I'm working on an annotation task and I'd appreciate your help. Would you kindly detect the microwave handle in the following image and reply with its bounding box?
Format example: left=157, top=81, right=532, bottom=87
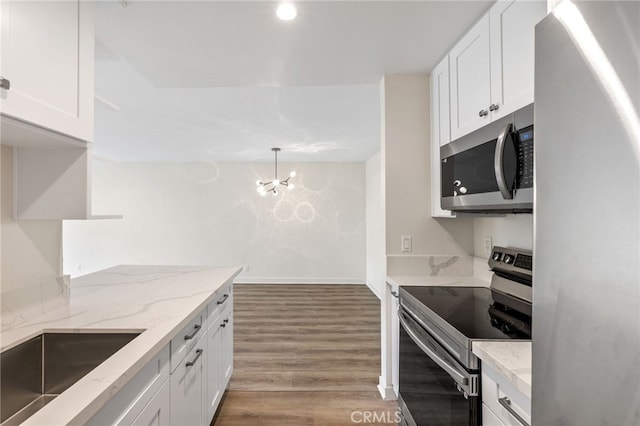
left=494, top=123, right=514, bottom=200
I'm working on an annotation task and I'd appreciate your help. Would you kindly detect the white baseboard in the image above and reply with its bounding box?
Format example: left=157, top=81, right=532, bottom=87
left=377, top=377, right=397, bottom=401
left=366, top=279, right=382, bottom=300
left=233, top=277, right=364, bottom=285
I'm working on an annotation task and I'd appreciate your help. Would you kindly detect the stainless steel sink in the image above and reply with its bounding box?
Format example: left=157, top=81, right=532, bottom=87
left=1, top=332, right=141, bottom=425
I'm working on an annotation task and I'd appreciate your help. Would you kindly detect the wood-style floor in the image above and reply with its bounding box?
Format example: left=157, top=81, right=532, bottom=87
left=213, top=284, right=399, bottom=425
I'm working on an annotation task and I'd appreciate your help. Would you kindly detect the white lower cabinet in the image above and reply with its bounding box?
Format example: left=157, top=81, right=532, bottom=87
left=205, top=287, right=234, bottom=423
left=220, top=305, right=233, bottom=385
left=87, top=288, right=233, bottom=426
left=481, top=364, right=530, bottom=426
left=171, top=331, right=206, bottom=426
left=205, top=314, right=223, bottom=421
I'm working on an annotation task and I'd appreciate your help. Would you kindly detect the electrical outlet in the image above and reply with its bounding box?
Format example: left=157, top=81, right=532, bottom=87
left=242, top=264, right=250, bottom=272
left=484, top=236, right=493, bottom=256
left=401, top=236, right=412, bottom=253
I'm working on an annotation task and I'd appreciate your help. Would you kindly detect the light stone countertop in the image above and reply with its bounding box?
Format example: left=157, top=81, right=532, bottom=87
left=0, top=264, right=241, bottom=426
left=472, top=341, right=532, bottom=399
left=386, top=275, right=490, bottom=288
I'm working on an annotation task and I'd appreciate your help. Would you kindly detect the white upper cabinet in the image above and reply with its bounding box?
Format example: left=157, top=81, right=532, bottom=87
left=430, top=56, right=455, bottom=218
left=0, top=0, right=94, bottom=143
left=449, top=0, right=546, bottom=140
left=449, top=14, right=491, bottom=140
left=489, top=0, right=547, bottom=121
left=431, top=57, right=451, bottom=148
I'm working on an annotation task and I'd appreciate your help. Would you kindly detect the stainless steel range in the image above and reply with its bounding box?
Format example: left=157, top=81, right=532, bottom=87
left=398, top=247, right=532, bottom=426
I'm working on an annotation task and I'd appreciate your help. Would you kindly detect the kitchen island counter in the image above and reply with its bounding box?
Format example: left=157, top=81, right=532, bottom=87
left=0, top=264, right=241, bottom=425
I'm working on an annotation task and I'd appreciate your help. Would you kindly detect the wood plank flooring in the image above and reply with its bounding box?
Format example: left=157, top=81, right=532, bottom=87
left=213, top=284, right=398, bottom=426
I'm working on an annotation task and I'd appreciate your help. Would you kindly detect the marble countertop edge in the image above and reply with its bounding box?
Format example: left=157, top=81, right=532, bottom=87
left=472, top=341, right=532, bottom=399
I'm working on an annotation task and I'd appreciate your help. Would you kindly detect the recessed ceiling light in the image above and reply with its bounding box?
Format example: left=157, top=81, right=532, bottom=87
left=276, top=3, right=297, bottom=21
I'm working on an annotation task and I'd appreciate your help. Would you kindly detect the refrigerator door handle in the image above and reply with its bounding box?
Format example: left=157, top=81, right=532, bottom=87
left=494, top=123, right=514, bottom=200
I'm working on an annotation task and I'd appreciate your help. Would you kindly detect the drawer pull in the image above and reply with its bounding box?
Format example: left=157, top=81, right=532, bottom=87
left=217, top=294, right=229, bottom=305
left=184, top=324, right=202, bottom=340
left=0, top=77, right=10, bottom=90
left=185, top=349, right=203, bottom=367
left=498, top=396, right=529, bottom=426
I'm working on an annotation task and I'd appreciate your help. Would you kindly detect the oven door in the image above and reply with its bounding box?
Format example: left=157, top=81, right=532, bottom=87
left=398, top=307, right=480, bottom=426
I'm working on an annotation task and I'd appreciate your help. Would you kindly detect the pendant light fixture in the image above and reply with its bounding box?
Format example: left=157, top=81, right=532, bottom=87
left=256, top=148, right=296, bottom=196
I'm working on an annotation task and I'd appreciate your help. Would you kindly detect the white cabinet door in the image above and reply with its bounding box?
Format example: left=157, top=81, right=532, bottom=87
left=431, top=56, right=451, bottom=148
left=449, top=13, right=491, bottom=140
left=0, top=0, right=94, bottom=142
left=205, top=318, right=223, bottom=423
left=171, top=334, right=205, bottom=426
left=430, top=56, right=455, bottom=218
left=220, top=306, right=233, bottom=385
left=131, top=379, right=171, bottom=426
left=489, top=0, right=547, bottom=121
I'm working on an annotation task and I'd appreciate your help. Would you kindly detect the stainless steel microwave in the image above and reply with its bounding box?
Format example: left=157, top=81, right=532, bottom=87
left=441, top=107, right=534, bottom=213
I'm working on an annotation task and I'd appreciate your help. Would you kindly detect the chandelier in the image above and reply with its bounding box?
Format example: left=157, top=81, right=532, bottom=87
left=256, top=148, right=296, bottom=196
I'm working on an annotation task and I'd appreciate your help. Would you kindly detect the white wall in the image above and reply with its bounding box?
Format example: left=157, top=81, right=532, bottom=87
left=382, top=74, right=474, bottom=257
left=473, top=215, right=533, bottom=259
left=1, top=146, right=67, bottom=330
left=63, top=160, right=367, bottom=284
left=365, top=152, right=384, bottom=298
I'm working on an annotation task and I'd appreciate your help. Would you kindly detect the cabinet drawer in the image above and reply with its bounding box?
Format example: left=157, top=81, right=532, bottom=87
left=207, top=283, right=232, bottom=328
left=171, top=309, right=206, bottom=372
left=483, top=403, right=506, bottom=426
left=87, top=344, right=170, bottom=426
left=482, top=365, right=530, bottom=426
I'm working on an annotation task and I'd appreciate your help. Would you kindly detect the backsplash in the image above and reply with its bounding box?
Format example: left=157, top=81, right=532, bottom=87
left=386, top=255, right=473, bottom=276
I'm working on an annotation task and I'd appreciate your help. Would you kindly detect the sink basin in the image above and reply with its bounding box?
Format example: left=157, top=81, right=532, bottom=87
left=1, top=332, right=141, bottom=425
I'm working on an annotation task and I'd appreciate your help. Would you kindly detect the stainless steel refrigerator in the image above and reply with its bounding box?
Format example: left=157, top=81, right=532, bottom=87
left=534, top=1, right=639, bottom=424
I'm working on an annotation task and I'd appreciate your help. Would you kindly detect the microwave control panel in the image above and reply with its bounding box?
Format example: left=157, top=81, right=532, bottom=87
left=516, top=125, right=534, bottom=189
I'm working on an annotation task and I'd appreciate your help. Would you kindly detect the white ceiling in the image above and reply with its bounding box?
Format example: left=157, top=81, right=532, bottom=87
left=94, top=0, right=493, bottom=162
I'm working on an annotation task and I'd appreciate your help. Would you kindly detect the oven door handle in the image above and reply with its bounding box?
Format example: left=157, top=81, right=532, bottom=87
left=398, top=310, right=468, bottom=388
left=494, top=123, right=514, bottom=200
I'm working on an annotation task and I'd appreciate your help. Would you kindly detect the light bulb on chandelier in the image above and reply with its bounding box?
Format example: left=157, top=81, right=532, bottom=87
left=256, top=147, right=296, bottom=196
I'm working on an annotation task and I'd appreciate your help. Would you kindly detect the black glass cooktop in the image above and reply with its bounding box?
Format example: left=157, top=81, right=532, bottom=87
left=402, top=286, right=531, bottom=340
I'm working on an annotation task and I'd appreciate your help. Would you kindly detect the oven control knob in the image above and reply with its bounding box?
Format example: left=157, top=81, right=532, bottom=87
left=503, top=254, right=514, bottom=264
left=492, top=252, right=502, bottom=261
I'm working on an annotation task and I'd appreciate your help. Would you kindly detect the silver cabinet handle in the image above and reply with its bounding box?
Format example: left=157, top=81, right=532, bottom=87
left=390, top=291, right=399, bottom=298
left=494, top=123, right=514, bottom=200
left=0, top=77, right=10, bottom=90
left=217, top=294, right=229, bottom=305
left=184, top=324, right=202, bottom=340
left=498, top=396, right=530, bottom=426
left=489, top=103, right=500, bottom=111
left=479, top=109, right=489, bottom=117
left=185, top=349, right=203, bottom=367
